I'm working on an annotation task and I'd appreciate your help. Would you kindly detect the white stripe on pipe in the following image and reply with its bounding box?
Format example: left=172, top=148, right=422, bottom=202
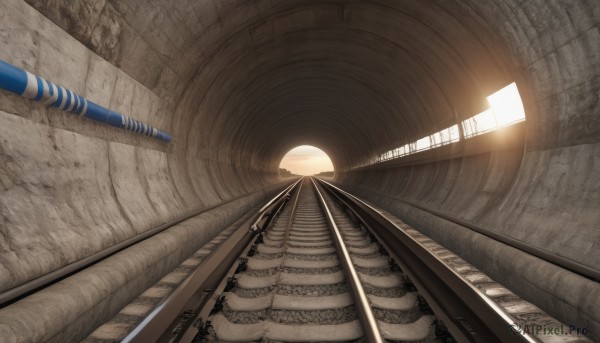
left=80, top=98, right=88, bottom=116
left=74, top=95, right=82, bottom=114
left=22, top=72, right=38, bottom=99
left=44, top=82, right=59, bottom=105
left=58, top=87, right=68, bottom=110
left=47, top=82, right=58, bottom=105
left=66, top=89, right=76, bottom=112
left=40, top=79, right=50, bottom=102
left=73, top=92, right=81, bottom=113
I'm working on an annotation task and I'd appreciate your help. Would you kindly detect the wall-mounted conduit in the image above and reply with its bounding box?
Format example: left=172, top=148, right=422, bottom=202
left=0, top=60, right=172, bottom=142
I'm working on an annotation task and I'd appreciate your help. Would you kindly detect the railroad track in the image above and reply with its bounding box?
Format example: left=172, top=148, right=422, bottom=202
left=86, top=177, right=592, bottom=343
left=201, top=177, right=441, bottom=342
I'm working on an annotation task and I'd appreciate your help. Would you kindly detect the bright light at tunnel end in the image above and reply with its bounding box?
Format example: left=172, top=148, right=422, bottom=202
left=279, top=145, right=334, bottom=176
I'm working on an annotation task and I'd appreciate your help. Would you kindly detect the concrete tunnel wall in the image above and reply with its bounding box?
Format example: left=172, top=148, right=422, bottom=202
left=0, top=0, right=598, bottom=341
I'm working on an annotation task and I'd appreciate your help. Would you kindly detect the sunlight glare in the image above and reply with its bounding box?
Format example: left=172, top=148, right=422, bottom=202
left=487, top=82, right=526, bottom=127
left=462, top=109, right=497, bottom=138
left=279, top=145, right=334, bottom=176
left=415, top=136, right=431, bottom=152
left=365, top=83, right=526, bottom=168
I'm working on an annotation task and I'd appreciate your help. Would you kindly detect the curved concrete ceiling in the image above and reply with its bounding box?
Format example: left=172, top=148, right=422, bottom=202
left=24, top=0, right=523, bottom=168
left=170, top=1, right=519, bottom=170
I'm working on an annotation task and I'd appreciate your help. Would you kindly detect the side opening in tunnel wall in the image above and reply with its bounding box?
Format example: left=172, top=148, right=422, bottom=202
left=279, top=145, right=334, bottom=176
left=358, top=82, right=527, bottom=168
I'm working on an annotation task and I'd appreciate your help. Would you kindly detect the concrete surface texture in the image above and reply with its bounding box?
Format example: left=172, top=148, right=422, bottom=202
left=0, top=0, right=598, bottom=341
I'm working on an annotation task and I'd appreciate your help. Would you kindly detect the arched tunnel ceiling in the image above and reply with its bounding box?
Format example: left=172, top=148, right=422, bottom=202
left=167, top=0, right=519, bottom=171
left=3, top=1, right=599, bottom=341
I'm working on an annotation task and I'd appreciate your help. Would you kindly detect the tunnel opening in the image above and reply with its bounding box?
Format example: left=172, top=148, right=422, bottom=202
left=463, top=82, right=526, bottom=138
left=361, top=82, right=527, bottom=168
left=279, top=145, right=334, bottom=176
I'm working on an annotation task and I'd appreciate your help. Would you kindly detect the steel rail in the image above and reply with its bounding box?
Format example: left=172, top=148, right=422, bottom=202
left=176, top=179, right=303, bottom=342
left=316, top=178, right=534, bottom=343
left=121, top=180, right=301, bottom=343
left=177, top=232, right=260, bottom=343
left=251, top=178, right=302, bottom=231
left=0, top=181, right=296, bottom=308
left=311, top=178, right=383, bottom=343
left=259, top=178, right=302, bottom=213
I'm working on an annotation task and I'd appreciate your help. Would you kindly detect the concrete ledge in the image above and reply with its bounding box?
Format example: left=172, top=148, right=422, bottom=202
left=343, top=184, right=600, bottom=342
left=0, top=183, right=284, bottom=343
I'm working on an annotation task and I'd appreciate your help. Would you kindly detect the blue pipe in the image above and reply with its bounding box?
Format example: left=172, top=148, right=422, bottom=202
left=0, top=60, right=172, bottom=142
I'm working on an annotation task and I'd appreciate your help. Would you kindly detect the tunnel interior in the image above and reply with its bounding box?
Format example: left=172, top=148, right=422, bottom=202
left=0, top=0, right=599, bottom=341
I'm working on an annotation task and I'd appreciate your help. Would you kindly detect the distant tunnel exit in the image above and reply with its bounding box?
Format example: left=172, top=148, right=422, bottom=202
left=279, top=145, right=334, bottom=176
